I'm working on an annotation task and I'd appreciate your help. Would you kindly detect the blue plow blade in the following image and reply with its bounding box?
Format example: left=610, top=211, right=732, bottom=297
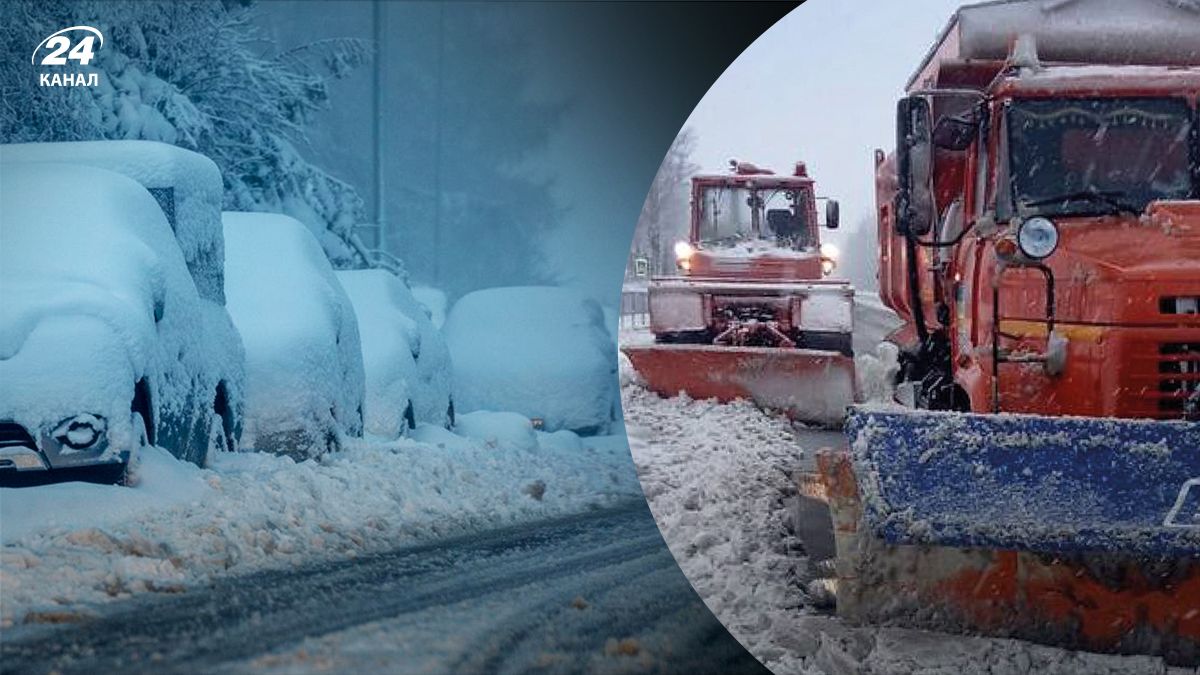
left=845, top=407, right=1200, bottom=557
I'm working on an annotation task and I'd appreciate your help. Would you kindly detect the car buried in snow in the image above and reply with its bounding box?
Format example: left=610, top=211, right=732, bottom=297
left=444, top=286, right=618, bottom=435
left=0, top=158, right=245, bottom=486
left=222, top=212, right=366, bottom=459
left=335, top=269, right=455, bottom=438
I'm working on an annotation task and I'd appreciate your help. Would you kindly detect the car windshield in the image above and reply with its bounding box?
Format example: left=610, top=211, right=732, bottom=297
left=1007, top=97, right=1197, bottom=217
left=696, top=185, right=811, bottom=248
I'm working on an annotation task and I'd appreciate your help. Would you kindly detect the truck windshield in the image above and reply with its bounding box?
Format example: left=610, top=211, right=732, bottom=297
left=1007, top=97, right=1196, bottom=218
left=697, top=186, right=811, bottom=248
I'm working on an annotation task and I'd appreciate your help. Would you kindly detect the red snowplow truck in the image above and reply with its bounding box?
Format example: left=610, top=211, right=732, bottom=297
left=806, top=0, right=1200, bottom=666
left=623, top=161, right=854, bottom=425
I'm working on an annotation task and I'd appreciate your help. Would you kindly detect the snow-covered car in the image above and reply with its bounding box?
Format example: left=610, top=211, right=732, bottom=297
left=222, top=212, right=365, bottom=458
left=3, top=140, right=246, bottom=451
left=0, top=162, right=243, bottom=485
left=335, top=270, right=454, bottom=438
left=444, top=286, right=618, bottom=435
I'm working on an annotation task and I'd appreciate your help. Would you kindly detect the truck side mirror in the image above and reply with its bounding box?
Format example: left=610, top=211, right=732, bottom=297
left=824, top=199, right=840, bottom=229
left=896, top=96, right=936, bottom=237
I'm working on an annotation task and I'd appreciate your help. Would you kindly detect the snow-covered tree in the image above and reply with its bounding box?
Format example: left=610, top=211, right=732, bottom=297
left=0, top=0, right=368, bottom=264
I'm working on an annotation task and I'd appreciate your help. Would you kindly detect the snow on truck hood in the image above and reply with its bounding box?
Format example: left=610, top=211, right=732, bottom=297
left=0, top=163, right=198, bottom=428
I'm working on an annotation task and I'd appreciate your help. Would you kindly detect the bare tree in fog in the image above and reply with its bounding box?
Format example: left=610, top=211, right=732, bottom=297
left=632, top=128, right=699, bottom=277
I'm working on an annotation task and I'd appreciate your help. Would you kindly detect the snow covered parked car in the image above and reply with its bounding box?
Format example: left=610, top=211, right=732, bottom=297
left=444, top=286, right=618, bottom=435
left=335, top=270, right=454, bottom=437
left=222, top=212, right=365, bottom=458
left=0, top=162, right=243, bottom=485
left=3, top=141, right=246, bottom=456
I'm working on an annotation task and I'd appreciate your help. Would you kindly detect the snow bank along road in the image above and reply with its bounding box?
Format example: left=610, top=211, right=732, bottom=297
left=1, top=504, right=767, bottom=674
left=621, top=296, right=1197, bottom=675
left=2, top=413, right=748, bottom=667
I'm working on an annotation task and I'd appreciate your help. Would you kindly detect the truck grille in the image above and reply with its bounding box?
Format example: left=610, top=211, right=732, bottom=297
left=0, top=422, right=37, bottom=450
left=1158, top=343, right=1200, bottom=419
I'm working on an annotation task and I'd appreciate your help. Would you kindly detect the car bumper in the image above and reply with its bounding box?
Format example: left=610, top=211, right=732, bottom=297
left=0, top=421, right=126, bottom=474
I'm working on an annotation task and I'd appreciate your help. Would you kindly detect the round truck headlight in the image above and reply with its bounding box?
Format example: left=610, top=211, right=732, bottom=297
left=1017, top=217, right=1059, bottom=260
left=673, top=240, right=695, bottom=261
left=53, top=414, right=107, bottom=450
left=819, top=243, right=840, bottom=261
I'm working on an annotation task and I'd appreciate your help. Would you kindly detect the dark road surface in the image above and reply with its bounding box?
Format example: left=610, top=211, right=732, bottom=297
left=1, top=502, right=768, bottom=674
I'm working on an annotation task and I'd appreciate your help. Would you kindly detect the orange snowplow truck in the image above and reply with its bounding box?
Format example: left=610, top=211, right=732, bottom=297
left=623, top=160, right=854, bottom=425
left=807, top=0, right=1200, bottom=666
left=878, top=4, right=1200, bottom=420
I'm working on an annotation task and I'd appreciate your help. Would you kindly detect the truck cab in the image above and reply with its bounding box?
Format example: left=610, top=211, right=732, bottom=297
left=878, top=1, right=1200, bottom=420
left=678, top=161, right=840, bottom=282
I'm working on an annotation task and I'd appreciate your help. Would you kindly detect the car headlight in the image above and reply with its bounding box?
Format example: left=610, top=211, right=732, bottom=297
left=819, top=243, right=841, bottom=261
left=53, top=414, right=107, bottom=450
left=1017, top=217, right=1059, bottom=260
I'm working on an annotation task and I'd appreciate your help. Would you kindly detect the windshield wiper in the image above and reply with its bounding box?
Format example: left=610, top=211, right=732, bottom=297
left=1023, top=189, right=1143, bottom=216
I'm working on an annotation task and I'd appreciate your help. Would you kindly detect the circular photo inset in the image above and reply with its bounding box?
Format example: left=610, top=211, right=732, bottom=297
left=618, top=1, right=1200, bottom=673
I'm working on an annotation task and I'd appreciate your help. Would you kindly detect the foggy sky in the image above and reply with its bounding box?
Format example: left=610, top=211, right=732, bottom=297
left=684, top=2, right=965, bottom=258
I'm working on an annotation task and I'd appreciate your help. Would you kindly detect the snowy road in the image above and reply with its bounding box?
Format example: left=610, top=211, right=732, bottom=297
left=1, top=503, right=766, bottom=675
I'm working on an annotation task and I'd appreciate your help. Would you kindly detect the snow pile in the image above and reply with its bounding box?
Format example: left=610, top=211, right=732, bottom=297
left=444, top=286, right=618, bottom=434
left=623, top=385, right=826, bottom=670
left=854, top=342, right=900, bottom=404
left=0, top=424, right=640, bottom=627
left=336, top=270, right=454, bottom=436
left=411, top=286, right=448, bottom=329
left=453, top=411, right=540, bottom=453
left=621, top=382, right=1190, bottom=674
left=0, top=163, right=241, bottom=466
left=707, top=239, right=814, bottom=259
left=223, top=212, right=364, bottom=457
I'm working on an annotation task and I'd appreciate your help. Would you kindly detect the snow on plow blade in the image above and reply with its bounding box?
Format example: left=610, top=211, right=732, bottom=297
left=822, top=408, right=1200, bottom=665
left=623, top=344, right=855, bottom=426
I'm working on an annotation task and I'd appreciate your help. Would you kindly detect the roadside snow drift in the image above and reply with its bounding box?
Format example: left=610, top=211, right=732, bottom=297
left=444, top=286, right=618, bottom=434
left=0, top=417, right=640, bottom=628
left=223, top=212, right=365, bottom=457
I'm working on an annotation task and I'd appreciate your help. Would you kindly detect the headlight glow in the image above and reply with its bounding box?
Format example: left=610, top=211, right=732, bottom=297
left=673, top=240, right=695, bottom=261
left=819, top=243, right=841, bottom=261
left=1017, top=217, right=1059, bottom=260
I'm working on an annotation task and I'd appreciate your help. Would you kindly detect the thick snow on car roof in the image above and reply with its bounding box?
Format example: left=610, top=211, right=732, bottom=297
left=1, top=141, right=226, bottom=302
left=444, top=286, right=616, bottom=434
left=222, top=212, right=364, bottom=452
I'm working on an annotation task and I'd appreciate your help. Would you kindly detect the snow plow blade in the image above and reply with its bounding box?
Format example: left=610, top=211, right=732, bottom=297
left=819, top=408, right=1200, bottom=665
left=622, top=344, right=855, bottom=426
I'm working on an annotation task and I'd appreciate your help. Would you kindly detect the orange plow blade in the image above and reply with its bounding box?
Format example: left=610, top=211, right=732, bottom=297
left=622, top=343, right=856, bottom=426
